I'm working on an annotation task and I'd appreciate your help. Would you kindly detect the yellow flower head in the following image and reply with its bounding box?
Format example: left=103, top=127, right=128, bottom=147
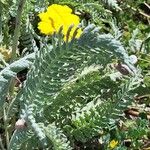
left=109, top=140, right=118, bottom=149
left=38, top=4, right=82, bottom=41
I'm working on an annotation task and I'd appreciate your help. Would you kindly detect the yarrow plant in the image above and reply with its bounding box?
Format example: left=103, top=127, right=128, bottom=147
left=38, top=4, right=82, bottom=41
left=0, top=0, right=149, bottom=149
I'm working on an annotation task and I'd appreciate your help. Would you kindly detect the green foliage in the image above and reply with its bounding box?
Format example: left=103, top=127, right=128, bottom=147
left=0, top=53, right=35, bottom=116
left=0, top=0, right=150, bottom=149
left=6, top=24, right=136, bottom=149
left=100, top=0, right=121, bottom=10
left=69, top=76, right=141, bottom=141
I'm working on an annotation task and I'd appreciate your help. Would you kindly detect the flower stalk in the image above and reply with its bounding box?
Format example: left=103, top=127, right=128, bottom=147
left=11, top=0, right=26, bottom=62
left=9, top=0, right=26, bottom=97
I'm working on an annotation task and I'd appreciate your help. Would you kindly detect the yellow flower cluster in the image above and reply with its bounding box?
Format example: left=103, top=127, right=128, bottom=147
left=0, top=47, right=11, bottom=61
left=109, top=140, right=118, bottom=149
left=38, top=4, right=82, bottom=41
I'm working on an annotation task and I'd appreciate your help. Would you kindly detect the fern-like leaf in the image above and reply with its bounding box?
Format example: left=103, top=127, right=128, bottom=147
left=10, top=24, right=136, bottom=149
left=0, top=53, right=35, bottom=115
left=42, top=124, right=72, bottom=150
left=67, top=75, right=141, bottom=141
left=100, top=0, right=121, bottom=10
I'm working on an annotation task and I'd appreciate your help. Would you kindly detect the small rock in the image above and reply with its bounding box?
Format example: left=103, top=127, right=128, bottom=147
left=129, top=55, right=138, bottom=64
left=15, top=119, right=26, bottom=129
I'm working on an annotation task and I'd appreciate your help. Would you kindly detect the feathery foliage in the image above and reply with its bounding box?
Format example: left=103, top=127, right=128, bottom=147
left=7, top=25, right=136, bottom=149
left=0, top=0, right=149, bottom=149
left=0, top=53, right=35, bottom=116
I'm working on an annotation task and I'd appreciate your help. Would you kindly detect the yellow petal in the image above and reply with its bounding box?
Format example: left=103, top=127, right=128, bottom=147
left=38, top=21, right=55, bottom=35
left=47, top=4, right=72, bottom=14
left=109, top=140, right=118, bottom=149
left=38, top=12, right=50, bottom=22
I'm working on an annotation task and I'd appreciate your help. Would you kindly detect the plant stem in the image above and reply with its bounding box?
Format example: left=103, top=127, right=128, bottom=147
left=6, top=1, right=26, bottom=147
left=11, top=0, right=26, bottom=62
left=0, top=2, right=2, bottom=36
left=0, top=135, right=5, bottom=150
left=3, top=105, right=9, bottom=150
left=9, top=0, right=26, bottom=96
left=126, top=4, right=150, bottom=19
